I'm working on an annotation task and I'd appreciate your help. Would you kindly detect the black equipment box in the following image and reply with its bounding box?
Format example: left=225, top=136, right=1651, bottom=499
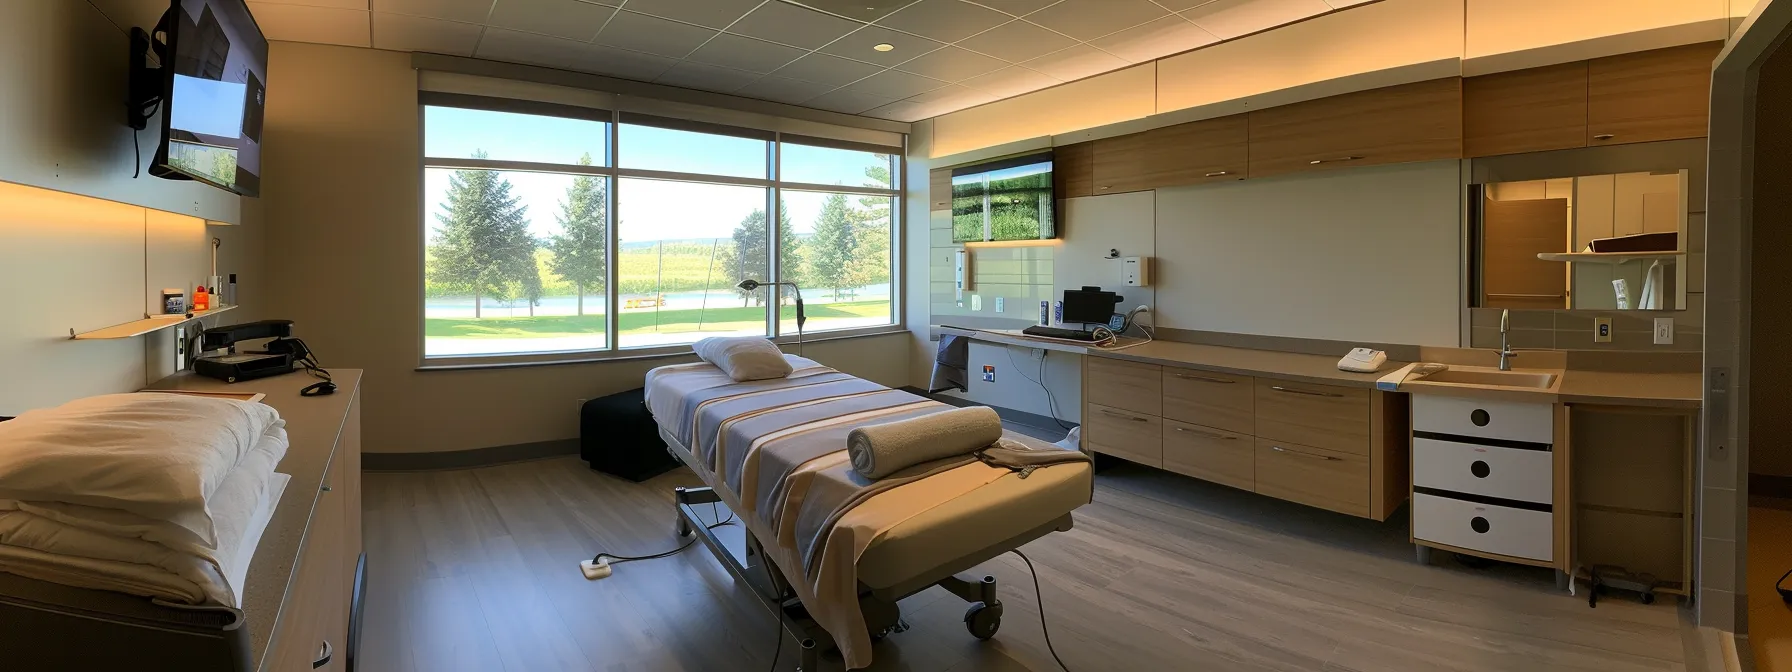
left=580, top=388, right=679, bottom=482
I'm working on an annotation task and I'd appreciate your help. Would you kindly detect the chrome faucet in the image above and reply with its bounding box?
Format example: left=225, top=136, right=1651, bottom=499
left=1498, top=309, right=1518, bottom=371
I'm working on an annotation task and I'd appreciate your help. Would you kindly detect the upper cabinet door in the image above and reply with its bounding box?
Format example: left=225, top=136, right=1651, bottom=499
left=1248, top=78, right=1463, bottom=179
left=1588, top=41, right=1721, bottom=146
left=1092, top=114, right=1250, bottom=194
left=1464, top=61, right=1590, bottom=158
left=929, top=168, right=952, bottom=211
left=1054, top=141, right=1094, bottom=199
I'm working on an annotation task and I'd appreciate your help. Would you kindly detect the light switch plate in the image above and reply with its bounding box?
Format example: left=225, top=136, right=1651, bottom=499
left=1655, top=317, right=1674, bottom=345
left=971, top=294, right=982, bottom=311
left=1594, top=317, right=1613, bottom=343
left=995, top=297, right=1004, bottom=313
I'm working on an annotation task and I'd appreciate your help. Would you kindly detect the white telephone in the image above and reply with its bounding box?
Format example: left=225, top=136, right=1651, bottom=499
left=1338, top=348, right=1388, bottom=373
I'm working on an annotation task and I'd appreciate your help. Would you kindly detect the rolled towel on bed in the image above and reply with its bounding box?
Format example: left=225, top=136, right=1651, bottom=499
left=847, top=406, right=1004, bottom=480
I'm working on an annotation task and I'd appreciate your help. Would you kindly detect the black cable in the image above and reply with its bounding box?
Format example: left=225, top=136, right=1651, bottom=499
left=588, top=502, right=735, bottom=566
left=132, top=125, right=141, bottom=178
left=764, top=558, right=784, bottom=672
left=1004, top=347, right=1075, bottom=431
left=1010, top=550, right=1073, bottom=672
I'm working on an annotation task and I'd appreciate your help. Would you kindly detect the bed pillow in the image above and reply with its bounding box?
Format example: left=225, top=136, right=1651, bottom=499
left=693, top=337, right=793, bottom=382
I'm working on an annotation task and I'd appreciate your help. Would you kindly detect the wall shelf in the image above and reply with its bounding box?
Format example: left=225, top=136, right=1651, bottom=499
left=1536, top=251, right=1685, bottom=264
left=70, top=305, right=236, bottom=340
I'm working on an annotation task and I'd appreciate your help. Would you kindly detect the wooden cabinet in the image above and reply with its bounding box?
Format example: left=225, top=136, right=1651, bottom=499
left=1161, top=367, right=1253, bottom=434
left=1085, top=403, right=1163, bottom=467
left=1464, top=61, right=1590, bottom=157
left=1253, top=379, right=1370, bottom=456
left=1588, top=42, right=1721, bottom=146
left=268, top=437, right=356, bottom=671
left=1092, top=114, right=1249, bottom=194
left=929, top=168, right=952, bottom=210
left=1247, top=78, right=1462, bottom=179
left=1053, top=141, right=1094, bottom=199
left=1163, top=420, right=1253, bottom=491
left=1253, top=438, right=1371, bottom=517
left=1085, top=355, right=1161, bottom=416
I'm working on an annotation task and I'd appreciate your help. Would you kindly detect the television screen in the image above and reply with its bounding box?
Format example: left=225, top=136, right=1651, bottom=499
left=155, top=0, right=268, bottom=197
left=949, top=152, right=1055, bottom=243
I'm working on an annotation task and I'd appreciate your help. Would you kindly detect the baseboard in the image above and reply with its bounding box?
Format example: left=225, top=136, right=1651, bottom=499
left=363, top=439, right=580, bottom=472
left=900, top=386, right=1077, bottom=432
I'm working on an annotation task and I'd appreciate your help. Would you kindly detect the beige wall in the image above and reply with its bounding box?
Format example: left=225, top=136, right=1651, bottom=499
left=259, top=43, right=908, bottom=455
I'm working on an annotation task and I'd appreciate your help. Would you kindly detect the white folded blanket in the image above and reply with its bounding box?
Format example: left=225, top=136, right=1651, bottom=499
left=847, top=406, right=1005, bottom=479
left=0, top=393, right=282, bottom=547
left=0, top=423, right=289, bottom=606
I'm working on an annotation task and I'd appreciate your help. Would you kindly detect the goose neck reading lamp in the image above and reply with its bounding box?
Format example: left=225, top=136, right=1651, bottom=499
left=736, top=279, right=805, bottom=354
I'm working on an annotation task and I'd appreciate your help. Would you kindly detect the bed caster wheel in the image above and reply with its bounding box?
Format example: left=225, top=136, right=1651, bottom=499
left=676, top=518, right=692, bottom=538
left=1641, top=592, right=1657, bottom=605
left=964, top=601, right=1002, bottom=640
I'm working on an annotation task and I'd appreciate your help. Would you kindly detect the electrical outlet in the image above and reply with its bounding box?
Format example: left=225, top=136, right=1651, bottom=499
left=995, top=297, right=1004, bottom=313
left=1654, top=318, right=1674, bottom=345
left=971, top=294, right=982, bottom=311
left=1594, top=317, right=1612, bottom=343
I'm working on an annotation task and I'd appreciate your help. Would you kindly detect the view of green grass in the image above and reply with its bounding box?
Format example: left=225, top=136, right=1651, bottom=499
left=426, top=300, right=891, bottom=339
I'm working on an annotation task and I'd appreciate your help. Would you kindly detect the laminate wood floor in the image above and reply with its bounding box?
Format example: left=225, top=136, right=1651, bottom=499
left=359, top=456, right=1698, bottom=672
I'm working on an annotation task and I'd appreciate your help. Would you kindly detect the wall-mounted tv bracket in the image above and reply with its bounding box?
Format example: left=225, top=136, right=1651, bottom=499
left=126, top=9, right=176, bottom=131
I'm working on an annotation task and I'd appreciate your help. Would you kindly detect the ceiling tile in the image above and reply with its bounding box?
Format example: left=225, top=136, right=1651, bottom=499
left=874, top=0, right=1010, bottom=43
left=1020, top=43, right=1127, bottom=81
left=486, top=0, right=615, bottom=41
left=474, top=27, right=586, bottom=69
left=906, top=83, right=998, bottom=106
left=963, top=0, right=1059, bottom=16
left=372, top=0, right=493, bottom=23
left=727, top=1, right=865, bottom=49
left=844, top=69, right=948, bottom=98
left=653, top=61, right=765, bottom=93
left=805, top=88, right=896, bottom=114
left=1088, top=15, right=1216, bottom=62
left=819, top=25, right=944, bottom=67
left=246, top=3, right=371, bottom=47
left=960, top=64, right=1059, bottom=98
left=1023, top=0, right=1167, bottom=40
left=736, top=76, right=839, bottom=105
left=569, top=44, right=681, bottom=81
left=622, top=0, right=762, bottom=29
left=685, top=33, right=809, bottom=74
left=1151, top=0, right=1220, bottom=10
left=594, top=10, right=718, bottom=59
left=863, top=99, right=937, bottom=121
left=783, top=0, right=922, bottom=23
left=770, top=53, right=886, bottom=86
left=255, top=0, right=369, bottom=9
left=1180, top=0, right=1330, bottom=40
left=371, top=12, right=483, bottom=55
left=954, top=18, right=1074, bottom=62
left=894, top=46, right=1006, bottom=82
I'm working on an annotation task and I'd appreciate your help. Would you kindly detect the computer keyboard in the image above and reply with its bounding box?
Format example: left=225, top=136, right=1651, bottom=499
left=1021, top=325, right=1099, bottom=341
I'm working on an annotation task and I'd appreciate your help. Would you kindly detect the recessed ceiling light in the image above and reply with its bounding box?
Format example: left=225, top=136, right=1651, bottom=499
left=873, top=43, right=895, bottom=52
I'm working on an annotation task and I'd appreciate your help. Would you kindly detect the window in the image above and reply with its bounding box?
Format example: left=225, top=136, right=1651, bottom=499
left=421, top=94, right=901, bottom=362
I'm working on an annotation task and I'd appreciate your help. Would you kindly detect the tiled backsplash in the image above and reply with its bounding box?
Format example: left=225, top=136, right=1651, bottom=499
left=1468, top=307, right=1703, bottom=352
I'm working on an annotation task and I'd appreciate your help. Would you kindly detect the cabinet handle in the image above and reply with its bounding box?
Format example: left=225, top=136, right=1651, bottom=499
left=1100, top=409, right=1147, bottom=423
left=320, top=485, right=333, bottom=492
left=1307, top=156, right=1363, bottom=165
left=1097, top=185, right=1111, bottom=191
left=1174, top=426, right=1236, bottom=440
left=1173, top=373, right=1235, bottom=384
left=1272, top=445, right=1340, bottom=461
left=313, top=640, right=334, bottom=668
left=1269, top=385, right=1343, bottom=398
left=1593, top=134, right=1616, bottom=140
left=1204, top=171, right=1231, bottom=177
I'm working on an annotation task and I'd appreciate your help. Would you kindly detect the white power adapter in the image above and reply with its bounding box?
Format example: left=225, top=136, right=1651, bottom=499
left=579, top=557, right=613, bottom=580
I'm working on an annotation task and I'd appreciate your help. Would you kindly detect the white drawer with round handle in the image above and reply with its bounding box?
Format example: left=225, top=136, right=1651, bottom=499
left=1412, top=437, right=1552, bottom=504
left=1412, top=395, right=1553, bottom=445
left=1412, top=492, right=1552, bottom=561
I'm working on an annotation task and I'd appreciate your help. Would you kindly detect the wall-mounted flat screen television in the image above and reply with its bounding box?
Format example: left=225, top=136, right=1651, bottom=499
left=149, top=0, right=268, bottom=197
left=950, top=151, right=1055, bottom=243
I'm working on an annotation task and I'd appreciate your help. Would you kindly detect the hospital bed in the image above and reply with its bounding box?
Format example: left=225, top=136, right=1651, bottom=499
left=644, top=357, right=1093, bottom=671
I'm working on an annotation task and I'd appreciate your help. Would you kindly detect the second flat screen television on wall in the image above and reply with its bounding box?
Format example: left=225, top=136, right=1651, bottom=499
left=151, top=0, right=269, bottom=197
left=950, top=151, right=1056, bottom=243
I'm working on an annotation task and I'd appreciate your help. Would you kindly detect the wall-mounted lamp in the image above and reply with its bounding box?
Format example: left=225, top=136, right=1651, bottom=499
left=737, top=278, right=806, bottom=354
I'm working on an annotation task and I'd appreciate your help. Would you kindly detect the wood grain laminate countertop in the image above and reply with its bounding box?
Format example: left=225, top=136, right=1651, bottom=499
left=1553, top=370, right=1703, bottom=408
left=1089, top=339, right=1399, bottom=388
left=148, top=369, right=363, bottom=671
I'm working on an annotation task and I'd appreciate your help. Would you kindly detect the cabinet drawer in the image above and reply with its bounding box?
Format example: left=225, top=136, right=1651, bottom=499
left=1163, top=420, right=1253, bottom=491
left=1412, top=395, right=1553, bottom=444
left=1162, top=368, right=1253, bottom=434
left=1413, top=492, right=1552, bottom=562
left=1253, top=379, right=1369, bottom=455
left=1412, top=437, right=1552, bottom=504
left=1086, top=356, right=1162, bottom=416
left=1253, top=438, right=1369, bottom=517
left=1084, top=403, right=1162, bottom=467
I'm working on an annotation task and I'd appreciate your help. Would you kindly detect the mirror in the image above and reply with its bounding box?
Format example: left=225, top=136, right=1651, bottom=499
left=1475, top=170, right=1689, bottom=311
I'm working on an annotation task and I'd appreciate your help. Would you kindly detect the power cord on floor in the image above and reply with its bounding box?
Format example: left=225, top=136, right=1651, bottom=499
left=583, top=502, right=735, bottom=579
left=1010, top=549, right=1073, bottom=672
left=764, top=557, right=785, bottom=672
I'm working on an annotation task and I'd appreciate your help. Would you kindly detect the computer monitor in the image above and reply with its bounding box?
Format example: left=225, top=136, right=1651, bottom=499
left=1062, top=286, right=1122, bottom=325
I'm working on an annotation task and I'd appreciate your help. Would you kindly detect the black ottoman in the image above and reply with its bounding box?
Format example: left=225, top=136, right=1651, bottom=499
left=580, top=387, right=680, bottom=482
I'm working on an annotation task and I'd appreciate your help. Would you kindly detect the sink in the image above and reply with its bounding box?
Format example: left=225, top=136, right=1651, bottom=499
left=1413, top=368, right=1556, bottom=390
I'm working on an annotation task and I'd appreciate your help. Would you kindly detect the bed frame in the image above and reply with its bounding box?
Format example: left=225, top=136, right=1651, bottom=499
left=659, top=427, right=1073, bottom=671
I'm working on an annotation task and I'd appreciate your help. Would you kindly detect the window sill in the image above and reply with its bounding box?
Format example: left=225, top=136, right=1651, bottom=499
left=415, top=325, right=910, bottom=372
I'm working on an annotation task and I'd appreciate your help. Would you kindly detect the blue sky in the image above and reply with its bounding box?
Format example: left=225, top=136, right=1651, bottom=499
left=171, top=75, right=246, bottom=138
left=423, top=106, right=893, bottom=243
